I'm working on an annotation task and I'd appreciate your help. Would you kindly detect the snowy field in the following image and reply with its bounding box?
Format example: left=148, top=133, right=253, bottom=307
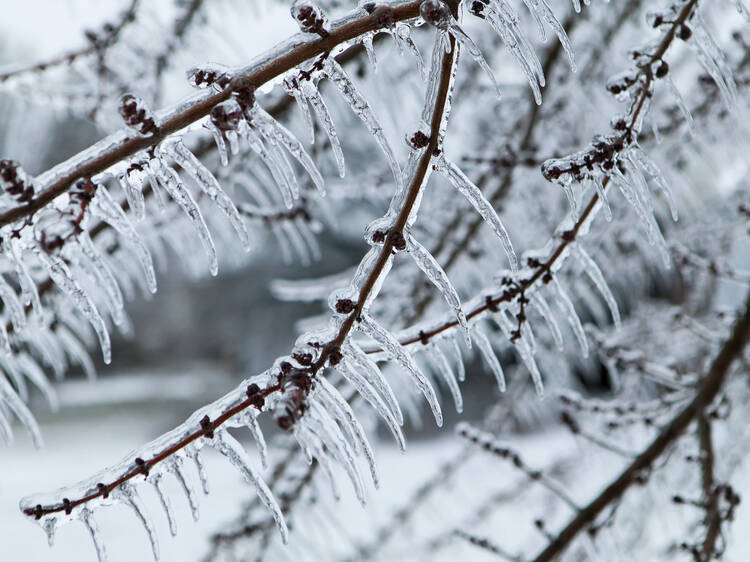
left=3, top=368, right=750, bottom=561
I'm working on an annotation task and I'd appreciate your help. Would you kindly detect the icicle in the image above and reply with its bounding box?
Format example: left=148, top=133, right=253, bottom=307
left=418, top=1, right=503, bottom=100
left=306, top=402, right=366, bottom=504
left=56, top=325, right=97, bottom=381
left=42, top=516, right=57, bottom=547
left=165, top=140, right=251, bottom=250
left=313, top=382, right=361, bottom=455
left=664, top=76, right=697, bottom=139
left=251, top=107, right=326, bottom=196
left=245, top=412, right=268, bottom=470
left=91, top=183, right=157, bottom=293
left=574, top=245, right=621, bottom=330
left=80, top=508, right=108, bottom=562
left=323, top=58, right=402, bottom=190
left=471, top=327, right=506, bottom=392
left=76, top=233, right=124, bottom=325
left=591, top=175, right=611, bottom=222
left=336, top=361, right=406, bottom=451
left=531, top=293, right=564, bottom=351
left=205, top=121, right=229, bottom=167
left=362, top=33, right=378, bottom=71
left=475, top=0, right=543, bottom=104
left=170, top=457, right=200, bottom=521
left=149, top=156, right=218, bottom=276
left=35, top=251, right=111, bottom=363
left=316, top=377, right=379, bottom=487
left=560, top=176, right=578, bottom=220
left=404, top=230, right=470, bottom=346
left=190, top=448, right=210, bottom=495
left=429, top=346, right=463, bottom=413
left=8, top=238, right=42, bottom=319
left=521, top=0, right=576, bottom=71
left=295, top=426, right=341, bottom=500
left=152, top=475, right=177, bottom=537
left=118, top=483, right=159, bottom=560
left=358, top=313, right=443, bottom=426
left=0, top=375, right=42, bottom=448
left=691, top=13, right=737, bottom=108
left=303, top=82, right=345, bottom=178
left=239, top=124, right=296, bottom=208
left=118, top=172, right=146, bottom=221
left=212, top=430, right=288, bottom=543
left=448, top=336, right=466, bottom=382
left=393, top=23, right=427, bottom=79
left=496, top=312, right=544, bottom=395
left=435, top=157, right=518, bottom=270
left=631, top=148, right=679, bottom=222
left=284, top=77, right=316, bottom=145
left=0, top=275, right=24, bottom=332
left=343, top=341, right=403, bottom=425
left=551, top=277, right=588, bottom=356
left=0, top=406, right=12, bottom=444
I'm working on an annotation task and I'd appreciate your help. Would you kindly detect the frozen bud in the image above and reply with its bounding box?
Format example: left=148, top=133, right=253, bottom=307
left=230, top=76, right=256, bottom=111
left=210, top=99, right=244, bottom=131
left=186, top=63, right=231, bottom=90
left=291, top=0, right=329, bottom=37
left=119, top=94, right=158, bottom=136
left=34, top=208, right=78, bottom=253
left=409, top=130, right=430, bottom=149
left=0, top=159, right=35, bottom=203
left=420, top=0, right=451, bottom=30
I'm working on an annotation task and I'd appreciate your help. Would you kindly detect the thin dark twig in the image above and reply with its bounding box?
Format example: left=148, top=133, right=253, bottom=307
left=0, top=0, right=140, bottom=82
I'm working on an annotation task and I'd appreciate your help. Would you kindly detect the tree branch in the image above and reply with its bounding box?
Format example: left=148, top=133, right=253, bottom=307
left=23, top=19, right=459, bottom=520
left=531, top=287, right=750, bottom=562
left=0, top=1, right=422, bottom=229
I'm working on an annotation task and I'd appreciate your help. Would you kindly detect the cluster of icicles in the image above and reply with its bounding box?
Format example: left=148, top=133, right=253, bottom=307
left=10, top=0, right=606, bottom=559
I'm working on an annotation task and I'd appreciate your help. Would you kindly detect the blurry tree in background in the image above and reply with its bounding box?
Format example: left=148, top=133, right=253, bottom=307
left=0, top=0, right=750, bottom=560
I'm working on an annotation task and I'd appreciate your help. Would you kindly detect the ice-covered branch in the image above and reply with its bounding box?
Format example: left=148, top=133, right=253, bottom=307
left=0, top=1, right=424, bottom=230
left=19, top=16, right=461, bottom=558
left=531, top=287, right=750, bottom=562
